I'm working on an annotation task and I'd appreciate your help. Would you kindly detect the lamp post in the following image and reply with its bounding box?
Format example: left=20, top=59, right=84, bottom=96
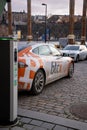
left=27, top=0, right=32, bottom=41
left=7, top=0, right=12, bottom=36
left=68, top=0, right=75, bottom=44
left=81, top=0, right=87, bottom=45
left=42, top=3, right=47, bottom=43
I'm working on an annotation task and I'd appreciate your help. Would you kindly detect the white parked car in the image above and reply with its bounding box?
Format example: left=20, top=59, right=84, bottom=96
left=61, top=44, right=87, bottom=62
left=85, top=42, right=87, bottom=48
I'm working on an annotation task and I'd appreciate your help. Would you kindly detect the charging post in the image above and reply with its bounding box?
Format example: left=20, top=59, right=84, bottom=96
left=0, top=37, right=18, bottom=125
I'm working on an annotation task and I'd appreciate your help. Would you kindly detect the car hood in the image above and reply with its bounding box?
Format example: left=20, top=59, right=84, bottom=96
left=61, top=56, right=73, bottom=62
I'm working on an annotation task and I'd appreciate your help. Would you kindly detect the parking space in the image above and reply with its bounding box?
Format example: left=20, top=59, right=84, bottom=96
left=18, top=60, right=87, bottom=122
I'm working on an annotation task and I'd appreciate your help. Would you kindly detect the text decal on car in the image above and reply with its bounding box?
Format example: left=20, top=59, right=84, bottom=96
left=51, top=62, right=60, bottom=74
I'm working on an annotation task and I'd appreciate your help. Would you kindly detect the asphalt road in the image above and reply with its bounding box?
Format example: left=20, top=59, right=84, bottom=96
left=18, top=60, right=87, bottom=122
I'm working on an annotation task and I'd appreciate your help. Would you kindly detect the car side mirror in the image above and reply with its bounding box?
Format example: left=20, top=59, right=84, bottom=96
left=80, top=49, right=82, bottom=51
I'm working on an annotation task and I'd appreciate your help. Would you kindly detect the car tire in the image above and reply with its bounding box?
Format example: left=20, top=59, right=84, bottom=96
left=76, top=55, right=79, bottom=62
left=86, top=55, right=87, bottom=60
left=31, top=69, right=45, bottom=95
left=68, top=63, right=74, bottom=78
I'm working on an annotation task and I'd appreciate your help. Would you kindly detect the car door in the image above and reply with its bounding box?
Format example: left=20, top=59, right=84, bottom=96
left=48, top=45, right=64, bottom=80
left=36, top=45, right=63, bottom=84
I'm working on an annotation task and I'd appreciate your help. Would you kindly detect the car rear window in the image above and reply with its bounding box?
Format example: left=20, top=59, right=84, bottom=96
left=18, top=44, right=30, bottom=52
left=18, top=42, right=37, bottom=52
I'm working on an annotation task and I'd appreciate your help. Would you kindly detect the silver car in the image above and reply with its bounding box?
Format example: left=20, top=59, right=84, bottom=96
left=61, top=44, right=87, bottom=62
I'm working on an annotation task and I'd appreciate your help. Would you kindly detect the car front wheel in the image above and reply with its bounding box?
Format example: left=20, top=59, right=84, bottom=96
left=68, top=63, right=74, bottom=78
left=76, top=55, right=79, bottom=62
left=31, top=69, right=45, bottom=95
left=86, top=55, right=87, bottom=60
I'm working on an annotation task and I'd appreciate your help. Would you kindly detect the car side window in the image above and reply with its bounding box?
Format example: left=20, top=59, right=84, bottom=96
left=32, top=47, right=39, bottom=54
left=38, top=45, right=51, bottom=55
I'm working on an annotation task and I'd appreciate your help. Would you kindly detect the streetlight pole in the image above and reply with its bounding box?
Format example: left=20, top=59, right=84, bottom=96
left=7, top=0, right=12, bottom=36
left=42, top=3, right=47, bottom=43
left=81, top=0, right=87, bottom=45
left=68, top=0, right=75, bottom=44
left=27, top=0, right=32, bottom=41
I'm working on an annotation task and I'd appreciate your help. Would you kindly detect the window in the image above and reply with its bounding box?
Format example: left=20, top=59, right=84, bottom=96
left=32, top=47, right=39, bottom=54
left=49, top=46, right=61, bottom=56
left=18, top=44, right=30, bottom=52
left=39, top=45, right=51, bottom=55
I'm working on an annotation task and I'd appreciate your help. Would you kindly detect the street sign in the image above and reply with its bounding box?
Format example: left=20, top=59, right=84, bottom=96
left=0, top=0, right=6, bottom=16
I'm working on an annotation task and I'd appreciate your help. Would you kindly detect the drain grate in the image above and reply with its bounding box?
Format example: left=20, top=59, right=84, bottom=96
left=70, top=102, right=87, bottom=120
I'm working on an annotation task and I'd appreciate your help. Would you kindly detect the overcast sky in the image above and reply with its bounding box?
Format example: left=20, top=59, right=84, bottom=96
left=10, top=0, right=83, bottom=16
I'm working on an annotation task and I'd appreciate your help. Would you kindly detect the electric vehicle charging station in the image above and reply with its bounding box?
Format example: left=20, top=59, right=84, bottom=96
left=0, top=37, right=18, bottom=125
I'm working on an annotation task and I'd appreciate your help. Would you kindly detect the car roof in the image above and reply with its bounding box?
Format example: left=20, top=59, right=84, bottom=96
left=18, top=41, right=55, bottom=52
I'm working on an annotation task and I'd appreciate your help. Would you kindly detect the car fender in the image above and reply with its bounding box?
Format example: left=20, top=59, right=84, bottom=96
left=18, top=54, right=44, bottom=90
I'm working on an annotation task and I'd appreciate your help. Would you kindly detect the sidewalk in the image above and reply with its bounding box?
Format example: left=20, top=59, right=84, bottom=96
left=0, top=108, right=87, bottom=130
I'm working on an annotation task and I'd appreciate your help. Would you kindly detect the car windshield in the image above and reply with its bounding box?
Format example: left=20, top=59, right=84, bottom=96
left=63, top=45, right=79, bottom=51
left=49, top=45, right=61, bottom=56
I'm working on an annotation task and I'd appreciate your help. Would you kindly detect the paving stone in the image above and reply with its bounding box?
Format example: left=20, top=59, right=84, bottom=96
left=41, top=122, right=55, bottom=129
left=30, top=119, right=43, bottom=126
left=23, top=124, right=34, bottom=129
left=68, top=128, right=76, bottom=130
left=0, top=128, right=9, bottom=130
left=20, top=117, right=32, bottom=123
left=53, top=125, right=67, bottom=130
left=18, top=109, right=57, bottom=123
left=11, top=126, right=25, bottom=130
left=18, top=116, right=22, bottom=120
left=32, top=126, right=47, bottom=130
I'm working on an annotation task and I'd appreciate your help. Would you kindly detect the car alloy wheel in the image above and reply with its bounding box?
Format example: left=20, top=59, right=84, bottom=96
left=68, top=63, right=74, bottom=78
left=32, top=69, right=45, bottom=95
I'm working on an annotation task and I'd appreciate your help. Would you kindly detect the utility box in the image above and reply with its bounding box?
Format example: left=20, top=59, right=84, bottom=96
left=0, top=37, right=18, bottom=125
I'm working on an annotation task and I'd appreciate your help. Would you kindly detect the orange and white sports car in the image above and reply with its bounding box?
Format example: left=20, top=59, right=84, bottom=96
left=18, top=42, right=74, bottom=95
